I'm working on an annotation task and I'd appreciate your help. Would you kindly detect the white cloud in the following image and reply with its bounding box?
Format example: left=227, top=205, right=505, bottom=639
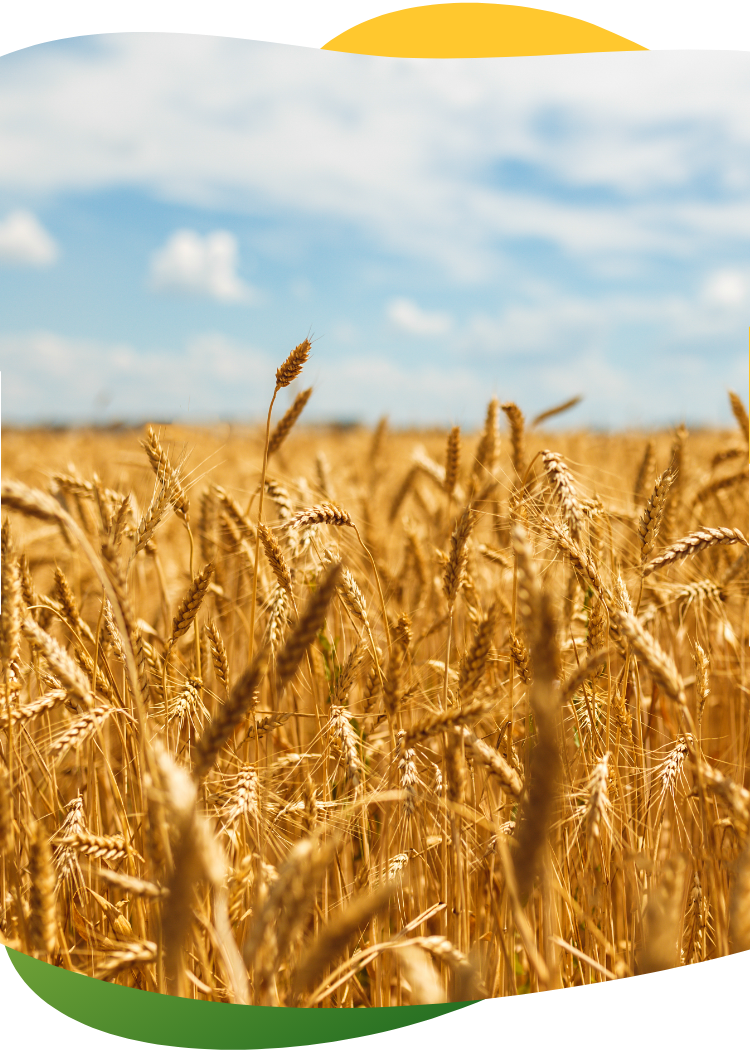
left=459, top=277, right=747, bottom=361
left=0, top=39, right=747, bottom=432
left=149, top=229, right=257, bottom=303
left=0, top=327, right=743, bottom=430
left=386, top=297, right=452, bottom=336
left=0, top=39, right=749, bottom=277
left=0, top=330, right=273, bottom=422
left=702, top=268, right=748, bottom=307
left=0, top=210, right=58, bottom=265
left=312, top=351, right=482, bottom=425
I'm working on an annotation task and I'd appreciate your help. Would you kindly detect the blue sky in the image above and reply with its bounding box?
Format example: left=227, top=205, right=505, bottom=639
left=0, top=34, right=748, bottom=428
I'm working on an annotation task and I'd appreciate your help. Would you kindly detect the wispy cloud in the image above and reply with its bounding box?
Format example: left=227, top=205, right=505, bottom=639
left=386, top=297, right=452, bottom=336
left=1, top=327, right=743, bottom=430
left=0, top=330, right=273, bottom=422
left=148, top=229, right=258, bottom=304
left=0, top=210, right=58, bottom=265
left=1, top=39, right=749, bottom=279
left=0, top=38, right=747, bottom=427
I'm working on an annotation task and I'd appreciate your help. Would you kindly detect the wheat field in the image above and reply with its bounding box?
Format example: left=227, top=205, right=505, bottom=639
left=1, top=342, right=749, bottom=1006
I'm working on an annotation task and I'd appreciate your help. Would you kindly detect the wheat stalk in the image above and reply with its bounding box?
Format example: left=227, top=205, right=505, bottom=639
left=644, top=526, right=748, bottom=576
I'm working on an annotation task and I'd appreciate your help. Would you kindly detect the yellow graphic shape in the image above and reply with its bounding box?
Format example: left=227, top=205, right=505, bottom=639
left=323, top=3, right=646, bottom=58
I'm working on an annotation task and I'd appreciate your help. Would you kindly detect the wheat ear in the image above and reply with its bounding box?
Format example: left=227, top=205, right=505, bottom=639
left=249, top=338, right=312, bottom=664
